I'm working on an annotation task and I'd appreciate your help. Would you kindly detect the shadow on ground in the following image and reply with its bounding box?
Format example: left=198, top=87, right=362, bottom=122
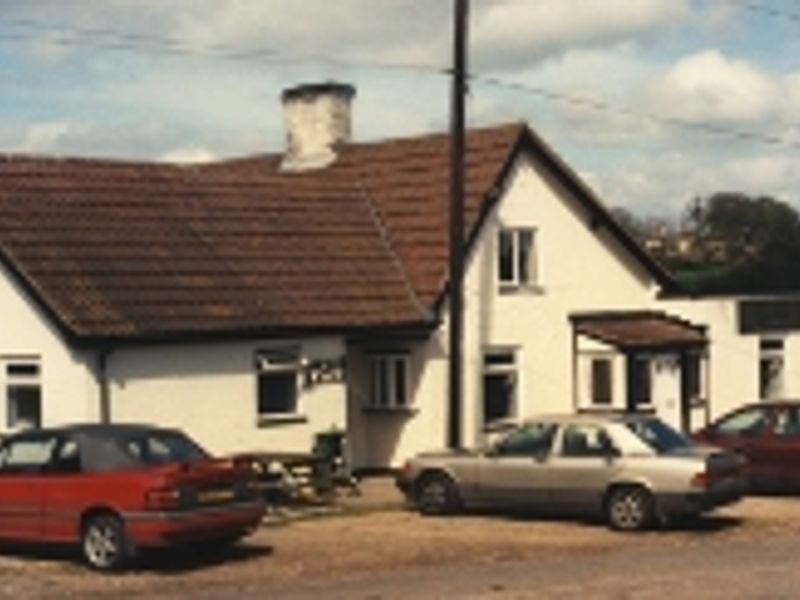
left=438, top=506, right=744, bottom=535
left=0, top=540, right=273, bottom=574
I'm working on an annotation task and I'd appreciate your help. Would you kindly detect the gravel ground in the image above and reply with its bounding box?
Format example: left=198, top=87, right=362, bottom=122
left=1, top=494, right=800, bottom=598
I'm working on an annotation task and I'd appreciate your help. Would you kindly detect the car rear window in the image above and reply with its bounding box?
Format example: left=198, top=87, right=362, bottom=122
left=124, top=431, right=210, bottom=466
left=79, top=430, right=210, bottom=472
left=624, top=418, right=689, bottom=454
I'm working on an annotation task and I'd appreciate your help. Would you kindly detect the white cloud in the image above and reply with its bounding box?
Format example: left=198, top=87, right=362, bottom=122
left=160, top=146, right=216, bottom=163
left=594, top=150, right=800, bottom=219
left=645, top=50, right=783, bottom=124
left=16, top=122, right=72, bottom=153
left=472, top=0, right=689, bottom=70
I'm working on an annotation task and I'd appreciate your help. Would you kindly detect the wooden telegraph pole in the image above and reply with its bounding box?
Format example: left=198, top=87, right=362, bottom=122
left=448, top=0, right=468, bottom=449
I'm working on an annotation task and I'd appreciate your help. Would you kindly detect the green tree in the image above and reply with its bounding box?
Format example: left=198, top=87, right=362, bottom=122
left=676, top=192, right=800, bottom=293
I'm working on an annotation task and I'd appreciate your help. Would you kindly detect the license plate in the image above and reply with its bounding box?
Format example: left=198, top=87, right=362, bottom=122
left=198, top=489, right=235, bottom=504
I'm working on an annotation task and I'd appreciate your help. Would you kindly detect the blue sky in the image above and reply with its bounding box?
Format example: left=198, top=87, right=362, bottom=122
left=0, top=0, right=799, bottom=219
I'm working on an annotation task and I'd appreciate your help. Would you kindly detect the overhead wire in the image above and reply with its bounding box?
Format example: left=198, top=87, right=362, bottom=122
left=0, top=10, right=798, bottom=152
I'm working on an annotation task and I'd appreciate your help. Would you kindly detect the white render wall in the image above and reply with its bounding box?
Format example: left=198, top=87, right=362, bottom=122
left=0, top=263, right=99, bottom=434
left=659, top=296, right=800, bottom=426
left=363, top=154, right=664, bottom=467
left=107, top=337, right=347, bottom=457
left=459, top=155, right=659, bottom=446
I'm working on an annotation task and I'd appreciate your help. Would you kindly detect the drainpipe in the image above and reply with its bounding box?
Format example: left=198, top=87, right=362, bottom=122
left=97, top=346, right=114, bottom=423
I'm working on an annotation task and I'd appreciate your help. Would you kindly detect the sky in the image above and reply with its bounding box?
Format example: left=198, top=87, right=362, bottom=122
left=1, top=0, right=799, bottom=220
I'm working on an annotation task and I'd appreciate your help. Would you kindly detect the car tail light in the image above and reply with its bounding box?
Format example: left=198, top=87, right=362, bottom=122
left=690, top=471, right=709, bottom=489
left=145, top=486, right=183, bottom=511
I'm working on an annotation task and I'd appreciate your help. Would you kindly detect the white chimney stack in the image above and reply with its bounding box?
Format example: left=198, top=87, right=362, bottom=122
left=280, top=82, right=356, bottom=172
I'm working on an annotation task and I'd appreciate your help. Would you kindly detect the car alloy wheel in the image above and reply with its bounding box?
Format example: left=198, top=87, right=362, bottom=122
left=417, top=473, right=459, bottom=516
left=82, top=514, right=129, bottom=571
left=607, top=486, right=653, bottom=531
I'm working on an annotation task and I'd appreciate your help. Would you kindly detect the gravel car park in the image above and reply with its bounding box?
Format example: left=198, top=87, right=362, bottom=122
left=397, top=413, right=745, bottom=530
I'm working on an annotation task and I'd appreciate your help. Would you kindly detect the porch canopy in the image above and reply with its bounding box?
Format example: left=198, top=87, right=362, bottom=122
left=570, top=311, right=707, bottom=351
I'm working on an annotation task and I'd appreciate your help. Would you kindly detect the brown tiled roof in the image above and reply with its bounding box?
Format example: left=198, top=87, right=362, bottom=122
left=571, top=311, right=707, bottom=350
left=0, top=124, right=524, bottom=341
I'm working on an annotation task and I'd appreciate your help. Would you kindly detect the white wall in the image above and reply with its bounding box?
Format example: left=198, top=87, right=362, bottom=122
left=460, top=156, right=657, bottom=444
left=365, top=154, right=662, bottom=467
left=661, top=296, right=800, bottom=428
left=108, top=337, right=347, bottom=457
left=346, top=334, right=447, bottom=470
left=0, top=263, right=98, bottom=433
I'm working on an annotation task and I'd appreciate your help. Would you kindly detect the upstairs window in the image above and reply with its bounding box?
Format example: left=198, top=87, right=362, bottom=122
left=256, top=348, right=301, bottom=418
left=368, top=353, right=409, bottom=410
left=498, top=228, right=538, bottom=289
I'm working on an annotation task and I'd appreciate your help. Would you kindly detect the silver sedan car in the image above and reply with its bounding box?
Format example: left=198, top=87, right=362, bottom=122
left=396, top=414, right=745, bottom=530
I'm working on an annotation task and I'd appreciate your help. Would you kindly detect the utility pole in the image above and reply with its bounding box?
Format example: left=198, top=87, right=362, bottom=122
left=448, top=0, right=468, bottom=449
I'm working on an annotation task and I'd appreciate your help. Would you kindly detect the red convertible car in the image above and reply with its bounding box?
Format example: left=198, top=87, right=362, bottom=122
left=0, top=424, right=265, bottom=570
left=693, top=401, right=800, bottom=493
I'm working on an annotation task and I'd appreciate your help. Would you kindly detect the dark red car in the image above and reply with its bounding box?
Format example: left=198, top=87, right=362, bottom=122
left=0, top=424, right=265, bottom=570
left=693, top=402, right=800, bottom=493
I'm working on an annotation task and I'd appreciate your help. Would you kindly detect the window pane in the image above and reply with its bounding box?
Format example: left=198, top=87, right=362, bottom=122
left=377, top=359, right=389, bottom=406
left=496, top=423, right=557, bottom=456
left=760, top=339, right=784, bottom=351
left=483, top=373, right=515, bottom=423
left=591, top=359, right=612, bottom=405
left=484, top=352, right=515, bottom=367
left=7, top=385, right=41, bottom=429
left=630, top=357, right=651, bottom=406
left=517, top=230, right=535, bottom=284
left=6, top=364, right=39, bottom=377
left=714, top=408, right=768, bottom=436
left=258, top=372, right=297, bottom=414
left=1, top=437, right=55, bottom=470
left=760, top=356, right=783, bottom=399
left=393, top=359, right=406, bottom=407
left=562, top=425, right=614, bottom=457
left=498, top=230, right=514, bottom=283
left=683, top=354, right=701, bottom=399
left=774, top=408, right=800, bottom=436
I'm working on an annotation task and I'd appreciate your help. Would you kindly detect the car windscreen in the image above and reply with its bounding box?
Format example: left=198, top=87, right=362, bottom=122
left=623, top=418, right=690, bottom=454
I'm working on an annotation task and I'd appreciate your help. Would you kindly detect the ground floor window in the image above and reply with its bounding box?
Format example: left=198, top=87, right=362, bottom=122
left=368, top=353, right=409, bottom=409
left=590, top=358, right=613, bottom=405
left=4, top=361, right=41, bottom=430
left=483, top=349, right=518, bottom=425
left=759, top=338, right=784, bottom=400
left=256, top=348, right=301, bottom=417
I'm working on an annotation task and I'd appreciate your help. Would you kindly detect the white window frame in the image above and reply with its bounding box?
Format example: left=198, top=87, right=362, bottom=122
left=498, top=227, right=539, bottom=290
left=482, top=348, right=519, bottom=425
left=368, top=353, right=409, bottom=410
left=3, top=358, right=42, bottom=432
left=255, top=348, right=303, bottom=423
